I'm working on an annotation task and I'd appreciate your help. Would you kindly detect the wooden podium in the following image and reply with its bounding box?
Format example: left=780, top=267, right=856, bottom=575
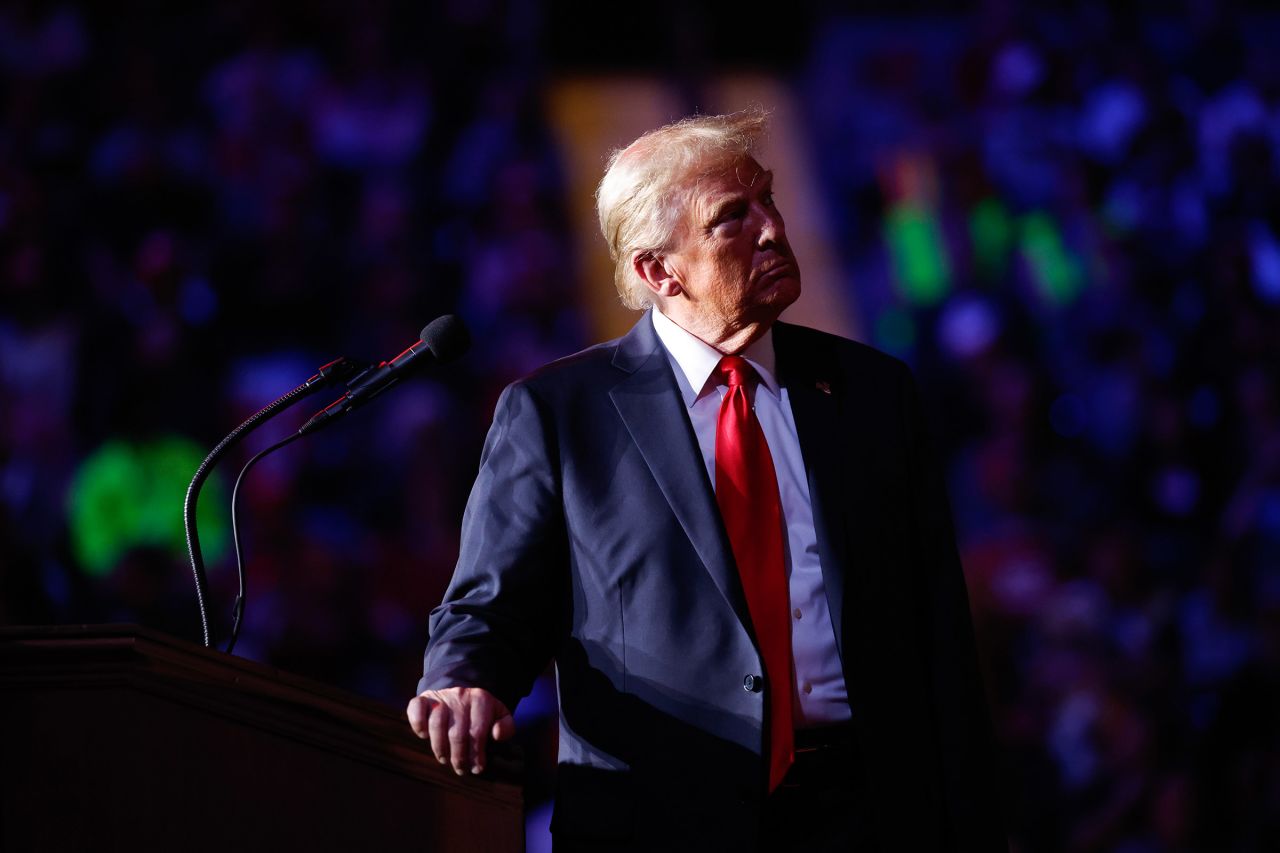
left=0, top=624, right=524, bottom=852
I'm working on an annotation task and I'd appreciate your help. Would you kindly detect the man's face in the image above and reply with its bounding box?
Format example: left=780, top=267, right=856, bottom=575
left=662, top=156, right=801, bottom=337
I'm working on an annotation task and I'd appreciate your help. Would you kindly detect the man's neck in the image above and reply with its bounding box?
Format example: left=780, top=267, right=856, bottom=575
left=654, top=307, right=774, bottom=355
left=650, top=308, right=779, bottom=405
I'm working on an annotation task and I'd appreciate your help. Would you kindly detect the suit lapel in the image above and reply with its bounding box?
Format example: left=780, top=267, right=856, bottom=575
left=774, top=322, right=853, bottom=665
left=608, top=316, right=755, bottom=638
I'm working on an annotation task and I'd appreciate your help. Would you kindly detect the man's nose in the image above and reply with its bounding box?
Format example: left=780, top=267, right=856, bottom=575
left=756, top=206, right=785, bottom=248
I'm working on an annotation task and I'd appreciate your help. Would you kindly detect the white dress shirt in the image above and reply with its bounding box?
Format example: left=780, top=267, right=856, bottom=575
left=650, top=308, right=851, bottom=726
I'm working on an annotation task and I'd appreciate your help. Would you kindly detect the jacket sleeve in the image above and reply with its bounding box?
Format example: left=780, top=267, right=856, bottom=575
left=418, top=381, right=568, bottom=712
left=898, top=362, right=1009, bottom=851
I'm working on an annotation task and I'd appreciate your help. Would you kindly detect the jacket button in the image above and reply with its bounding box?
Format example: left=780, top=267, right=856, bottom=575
left=743, top=674, right=764, bottom=693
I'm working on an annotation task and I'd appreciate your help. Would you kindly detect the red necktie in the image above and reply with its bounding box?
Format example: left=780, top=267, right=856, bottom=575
left=713, top=355, right=794, bottom=792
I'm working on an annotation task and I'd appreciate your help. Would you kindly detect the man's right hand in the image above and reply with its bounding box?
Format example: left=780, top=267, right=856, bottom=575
left=406, top=686, right=515, bottom=776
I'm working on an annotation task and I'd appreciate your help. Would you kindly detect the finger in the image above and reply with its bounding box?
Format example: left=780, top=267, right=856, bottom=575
left=428, top=700, right=451, bottom=765
left=469, top=705, right=491, bottom=774
left=448, top=700, right=471, bottom=776
left=492, top=712, right=516, bottom=743
left=406, top=695, right=434, bottom=738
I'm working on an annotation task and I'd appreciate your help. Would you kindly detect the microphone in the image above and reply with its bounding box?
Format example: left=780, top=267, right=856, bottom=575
left=299, top=315, right=470, bottom=436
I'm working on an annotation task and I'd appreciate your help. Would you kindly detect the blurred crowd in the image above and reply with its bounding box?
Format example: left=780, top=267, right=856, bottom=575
left=805, top=4, right=1280, bottom=850
left=0, top=0, right=581, bottom=691
left=1, top=2, right=1277, bottom=850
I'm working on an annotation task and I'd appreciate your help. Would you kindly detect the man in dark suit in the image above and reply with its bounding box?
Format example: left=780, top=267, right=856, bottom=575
left=408, top=109, right=1005, bottom=850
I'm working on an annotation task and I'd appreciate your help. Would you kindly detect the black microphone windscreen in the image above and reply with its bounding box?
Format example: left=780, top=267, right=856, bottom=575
left=420, top=315, right=471, bottom=364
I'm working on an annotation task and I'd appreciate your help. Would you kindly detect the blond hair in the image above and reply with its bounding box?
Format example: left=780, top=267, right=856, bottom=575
left=595, top=108, right=769, bottom=310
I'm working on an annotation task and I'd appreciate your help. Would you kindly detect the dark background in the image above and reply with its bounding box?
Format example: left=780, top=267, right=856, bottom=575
left=3, top=1, right=1279, bottom=849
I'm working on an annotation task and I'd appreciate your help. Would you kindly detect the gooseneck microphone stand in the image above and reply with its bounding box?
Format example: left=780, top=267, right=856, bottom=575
left=183, top=358, right=362, bottom=651
left=184, top=315, right=471, bottom=655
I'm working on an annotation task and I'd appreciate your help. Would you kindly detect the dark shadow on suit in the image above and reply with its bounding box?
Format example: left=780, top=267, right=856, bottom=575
left=549, top=637, right=881, bottom=851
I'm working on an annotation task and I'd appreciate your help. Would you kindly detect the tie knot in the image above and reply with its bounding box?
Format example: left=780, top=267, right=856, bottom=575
left=715, top=355, right=756, bottom=388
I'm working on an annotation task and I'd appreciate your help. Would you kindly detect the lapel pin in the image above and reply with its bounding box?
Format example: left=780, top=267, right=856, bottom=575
left=815, top=380, right=831, bottom=395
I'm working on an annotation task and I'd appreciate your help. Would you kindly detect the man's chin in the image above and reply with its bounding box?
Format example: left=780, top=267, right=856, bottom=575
left=758, top=274, right=801, bottom=308
left=746, top=278, right=801, bottom=328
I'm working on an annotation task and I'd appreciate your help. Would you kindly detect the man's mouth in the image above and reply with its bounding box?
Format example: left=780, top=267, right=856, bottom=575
left=755, top=262, right=795, bottom=283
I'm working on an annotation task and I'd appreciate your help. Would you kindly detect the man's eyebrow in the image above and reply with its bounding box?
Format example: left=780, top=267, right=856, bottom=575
left=703, top=171, right=775, bottom=224
left=704, top=194, right=742, bottom=224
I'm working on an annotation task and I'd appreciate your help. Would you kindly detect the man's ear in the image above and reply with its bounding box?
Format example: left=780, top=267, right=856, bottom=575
left=632, top=251, right=683, bottom=299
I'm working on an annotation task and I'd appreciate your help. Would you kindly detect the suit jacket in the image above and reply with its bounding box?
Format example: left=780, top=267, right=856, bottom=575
left=420, top=314, right=1006, bottom=851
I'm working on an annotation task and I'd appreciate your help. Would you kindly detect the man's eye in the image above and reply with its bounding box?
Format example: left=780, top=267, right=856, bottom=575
left=762, top=191, right=775, bottom=206
left=711, top=207, right=746, bottom=232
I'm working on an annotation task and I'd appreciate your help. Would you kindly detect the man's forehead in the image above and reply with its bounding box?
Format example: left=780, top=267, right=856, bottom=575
left=688, top=159, right=771, bottom=209
left=692, top=157, right=768, bottom=190
left=663, top=155, right=772, bottom=237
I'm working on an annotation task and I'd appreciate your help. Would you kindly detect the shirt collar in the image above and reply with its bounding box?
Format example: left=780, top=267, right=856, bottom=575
left=649, top=308, right=781, bottom=408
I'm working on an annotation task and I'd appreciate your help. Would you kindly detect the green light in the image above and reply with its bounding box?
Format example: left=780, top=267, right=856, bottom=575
left=1019, top=212, right=1085, bottom=305
left=969, top=198, right=1013, bottom=281
left=885, top=202, right=951, bottom=306
left=67, top=436, right=229, bottom=576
